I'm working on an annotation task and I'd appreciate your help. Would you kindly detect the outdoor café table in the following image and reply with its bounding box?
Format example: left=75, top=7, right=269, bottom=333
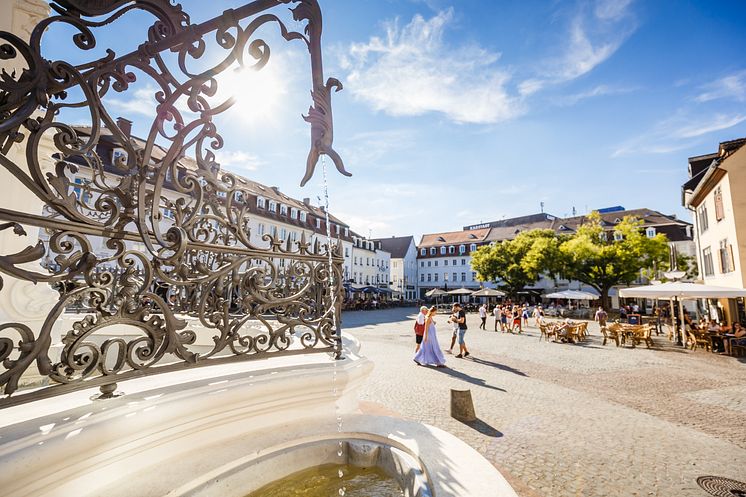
left=710, top=333, right=728, bottom=353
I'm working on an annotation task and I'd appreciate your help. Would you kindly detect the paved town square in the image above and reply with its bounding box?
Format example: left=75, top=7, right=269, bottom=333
left=344, top=308, right=746, bottom=497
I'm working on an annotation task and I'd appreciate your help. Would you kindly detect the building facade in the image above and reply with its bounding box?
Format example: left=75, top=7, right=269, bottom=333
left=683, top=138, right=746, bottom=323
left=372, top=236, right=417, bottom=300
left=350, top=234, right=390, bottom=288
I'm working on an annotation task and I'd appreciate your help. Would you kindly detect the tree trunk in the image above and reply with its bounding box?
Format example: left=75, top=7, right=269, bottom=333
left=601, top=287, right=611, bottom=311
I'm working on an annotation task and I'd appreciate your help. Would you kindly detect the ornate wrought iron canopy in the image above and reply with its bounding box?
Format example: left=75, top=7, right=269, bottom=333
left=0, top=0, right=348, bottom=407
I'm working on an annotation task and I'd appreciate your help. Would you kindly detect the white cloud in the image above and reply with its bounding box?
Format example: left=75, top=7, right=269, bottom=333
left=214, top=150, right=265, bottom=171
left=341, top=9, right=522, bottom=124
left=555, top=84, right=637, bottom=106
left=594, top=0, right=633, bottom=22
left=611, top=112, right=746, bottom=157
left=695, top=70, right=746, bottom=103
left=340, top=128, right=418, bottom=167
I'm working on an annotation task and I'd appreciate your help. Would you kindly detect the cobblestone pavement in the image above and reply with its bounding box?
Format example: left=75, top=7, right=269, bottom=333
left=342, top=308, right=746, bottom=497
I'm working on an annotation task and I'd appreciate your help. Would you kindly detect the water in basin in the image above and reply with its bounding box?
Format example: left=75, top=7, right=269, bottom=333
left=245, top=464, right=404, bottom=497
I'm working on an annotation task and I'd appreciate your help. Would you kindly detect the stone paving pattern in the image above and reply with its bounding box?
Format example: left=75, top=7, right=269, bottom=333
left=342, top=308, right=746, bottom=497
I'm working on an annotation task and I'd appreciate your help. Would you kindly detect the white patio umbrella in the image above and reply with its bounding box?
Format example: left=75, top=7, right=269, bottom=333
left=471, top=288, right=506, bottom=297
left=425, top=288, right=449, bottom=297
left=544, top=289, right=600, bottom=300
left=447, top=287, right=474, bottom=295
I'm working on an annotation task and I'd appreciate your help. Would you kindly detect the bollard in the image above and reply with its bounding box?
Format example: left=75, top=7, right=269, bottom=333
left=450, top=389, right=476, bottom=422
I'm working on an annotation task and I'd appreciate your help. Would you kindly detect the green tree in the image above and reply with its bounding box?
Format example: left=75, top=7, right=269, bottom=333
left=558, top=212, right=670, bottom=309
left=471, top=230, right=561, bottom=298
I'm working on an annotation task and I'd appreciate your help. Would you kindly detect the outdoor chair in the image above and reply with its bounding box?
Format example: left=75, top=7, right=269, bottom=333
left=687, top=329, right=711, bottom=351
left=731, top=343, right=746, bottom=357
left=601, top=325, right=620, bottom=347
left=539, top=323, right=557, bottom=342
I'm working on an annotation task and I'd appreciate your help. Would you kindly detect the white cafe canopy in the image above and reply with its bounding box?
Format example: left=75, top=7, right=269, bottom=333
left=471, top=288, right=506, bottom=297
left=544, top=289, right=600, bottom=300
left=447, top=287, right=474, bottom=295
left=425, top=288, right=449, bottom=297
left=618, top=282, right=746, bottom=299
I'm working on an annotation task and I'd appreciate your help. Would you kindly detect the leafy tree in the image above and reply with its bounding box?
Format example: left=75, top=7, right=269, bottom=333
left=558, top=212, right=670, bottom=309
left=471, top=230, right=561, bottom=298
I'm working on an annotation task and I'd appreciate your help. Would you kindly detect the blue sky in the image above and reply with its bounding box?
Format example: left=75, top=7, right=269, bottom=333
left=41, top=0, right=746, bottom=239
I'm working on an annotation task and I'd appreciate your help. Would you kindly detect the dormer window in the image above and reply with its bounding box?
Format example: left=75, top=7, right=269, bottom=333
left=257, top=197, right=266, bottom=209
left=613, top=231, right=623, bottom=241
left=448, top=246, right=455, bottom=254
left=470, top=243, right=477, bottom=252
left=300, top=211, right=307, bottom=222
left=112, top=148, right=128, bottom=165
left=420, top=248, right=426, bottom=256
left=646, top=227, right=656, bottom=238
left=459, top=244, right=466, bottom=254
left=430, top=247, right=436, bottom=255
left=234, top=191, right=244, bottom=202
left=316, top=218, right=321, bottom=229
left=268, top=201, right=277, bottom=212
left=440, top=246, right=446, bottom=255
left=290, top=208, right=298, bottom=219
left=599, top=232, right=608, bottom=242
left=336, top=224, right=340, bottom=235
left=217, top=190, right=227, bottom=198
left=344, top=227, right=349, bottom=236
left=280, top=204, right=288, bottom=216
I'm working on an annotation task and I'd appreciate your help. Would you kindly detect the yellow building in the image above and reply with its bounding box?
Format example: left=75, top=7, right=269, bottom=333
left=683, top=137, right=746, bottom=324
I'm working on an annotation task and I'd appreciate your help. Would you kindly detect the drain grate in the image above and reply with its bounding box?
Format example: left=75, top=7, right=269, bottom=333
left=697, top=476, right=746, bottom=497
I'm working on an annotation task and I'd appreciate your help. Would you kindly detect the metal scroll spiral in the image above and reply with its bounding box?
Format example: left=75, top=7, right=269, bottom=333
left=0, top=0, right=347, bottom=405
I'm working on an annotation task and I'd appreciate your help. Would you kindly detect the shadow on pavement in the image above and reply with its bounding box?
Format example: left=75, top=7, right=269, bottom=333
left=429, top=365, right=506, bottom=392
left=342, top=308, right=419, bottom=327
left=468, top=357, right=528, bottom=377
left=457, top=417, right=503, bottom=438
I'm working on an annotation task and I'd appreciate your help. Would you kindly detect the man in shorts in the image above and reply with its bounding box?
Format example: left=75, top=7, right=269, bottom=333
left=414, top=305, right=427, bottom=354
left=447, top=303, right=459, bottom=353
left=453, top=303, right=470, bottom=358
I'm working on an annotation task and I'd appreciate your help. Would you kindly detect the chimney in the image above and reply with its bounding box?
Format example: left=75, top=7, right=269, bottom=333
left=303, top=197, right=310, bottom=206
left=116, top=117, right=132, bottom=138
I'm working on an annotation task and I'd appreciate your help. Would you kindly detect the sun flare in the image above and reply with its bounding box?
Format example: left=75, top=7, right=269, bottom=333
left=218, top=64, right=286, bottom=123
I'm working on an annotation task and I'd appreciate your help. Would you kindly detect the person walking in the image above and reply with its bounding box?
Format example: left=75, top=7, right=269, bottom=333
left=413, top=306, right=447, bottom=367
left=414, top=305, right=427, bottom=354
left=500, top=305, right=508, bottom=332
left=493, top=304, right=502, bottom=332
left=522, top=304, right=530, bottom=328
left=594, top=306, right=608, bottom=333
left=453, top=303, right=470, bottom=358
left=478, top=303, right=487, bottom=330
left=447, top=303, right=459, bottom=353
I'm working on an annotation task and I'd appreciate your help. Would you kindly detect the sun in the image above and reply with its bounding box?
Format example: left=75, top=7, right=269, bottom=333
left=217, top=64, right=286, bottom=123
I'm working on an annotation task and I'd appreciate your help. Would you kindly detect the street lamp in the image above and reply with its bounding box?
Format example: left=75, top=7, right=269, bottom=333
left=664, top=270, right=687, bottom=346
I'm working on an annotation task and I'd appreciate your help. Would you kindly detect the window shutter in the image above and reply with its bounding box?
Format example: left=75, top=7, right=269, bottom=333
left=718, top=249, right=724, bottom=273
left=728, top=245, right=735, bottom=272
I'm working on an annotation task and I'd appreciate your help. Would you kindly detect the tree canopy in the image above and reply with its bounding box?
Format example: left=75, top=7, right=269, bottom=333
left=471, top=229, right=561, bottom=298
left=470, top=213, right=671, bottom=308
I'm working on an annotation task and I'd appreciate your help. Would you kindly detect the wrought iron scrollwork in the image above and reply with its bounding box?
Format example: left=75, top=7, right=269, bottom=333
left=0, top=0, right=347, bottom=407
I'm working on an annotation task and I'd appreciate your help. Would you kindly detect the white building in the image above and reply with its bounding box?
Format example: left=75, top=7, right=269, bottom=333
left=372, top=236, right=417, bottom=300
left=350, top=234, right=390, bottom=289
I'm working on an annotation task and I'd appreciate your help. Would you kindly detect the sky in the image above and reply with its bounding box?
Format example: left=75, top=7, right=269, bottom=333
left=40, top=0, right=746, bottom=241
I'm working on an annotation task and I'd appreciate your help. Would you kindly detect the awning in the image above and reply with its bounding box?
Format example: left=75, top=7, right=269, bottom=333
left=618, top=282, right=746, bottom=299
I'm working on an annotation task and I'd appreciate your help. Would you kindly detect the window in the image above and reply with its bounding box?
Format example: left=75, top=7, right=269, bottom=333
left=420, top=261, right=424, bottom=267
left=366, top=257, right=370, bottom=266
left=434, top=274, right=438, bottom=282
left=290, top=208, right=298, bottom=219
left=714, top=187, right=725, bottom=222
left=461, top=259, right=466, bottom=265
left=452, top=272, right=457, bottom=282
left=112, top=148, right=128, bottom=164
left=461, top=272, right=466, bottom=282
left=344, top=227, right=349, bottom=236
left=299, top=211, right=307, bottom=222
left=719, top=239, right=734, bottom=273
left=448, top=246, right=455, bottom=254
left=430, top=247, right=436, bottom=256
left=270, top=225, right=278, bottom=238
left=613, top=231, right=623, bottom=241
left=444, top=259, right=448, bottom=266
left=427, top=261, right=431, bottom=267
left=470, top=243, right=477, bottom=253
left=291, top=231, right=298, bottom=241
left=420, top=274, right=425, bottom=282
left=279, top=228, right=287, bottom=241
left=268, top=201, right=277, bottom=212
left=599, top=232, right=607, bottom=242
left=427, top=274, right=432, bottom=282
left=162, top=208, right=175, bottom=220
left=434, top=261, right=438, bottom=267
left=257, top=223, right=265, bottom=236
left=234, top=191, right=244, bottom=202
left=316, top=218, right=321, bottom=229
left=698, top=205, right=709, bottom=233
left=257, top=197, right=266, bottom=209
left=453, top=259, right=457, bottom=266
left=336, top=225, right=340, bottom=235
left=471, top=272, right=476, bottom=281
left=217, top=190, right=227, bottom=198
left=420, top=248, right=426, bottom=256
left=71, top=177, right=92, bottom=203
left=646, top=227, right=656, bottom=238
left=280, top=204, right=288, bottom=216
left=345, top=247, right=349, bottom=257
left=354, top=257, right=357, bottom=265
left=440, top=247, right=446, bottom=255
left=459, top=245, right=465, bottom=254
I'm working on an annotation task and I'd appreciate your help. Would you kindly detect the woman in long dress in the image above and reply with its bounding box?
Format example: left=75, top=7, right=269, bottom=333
left=414, top=306, right=447, bottom=367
